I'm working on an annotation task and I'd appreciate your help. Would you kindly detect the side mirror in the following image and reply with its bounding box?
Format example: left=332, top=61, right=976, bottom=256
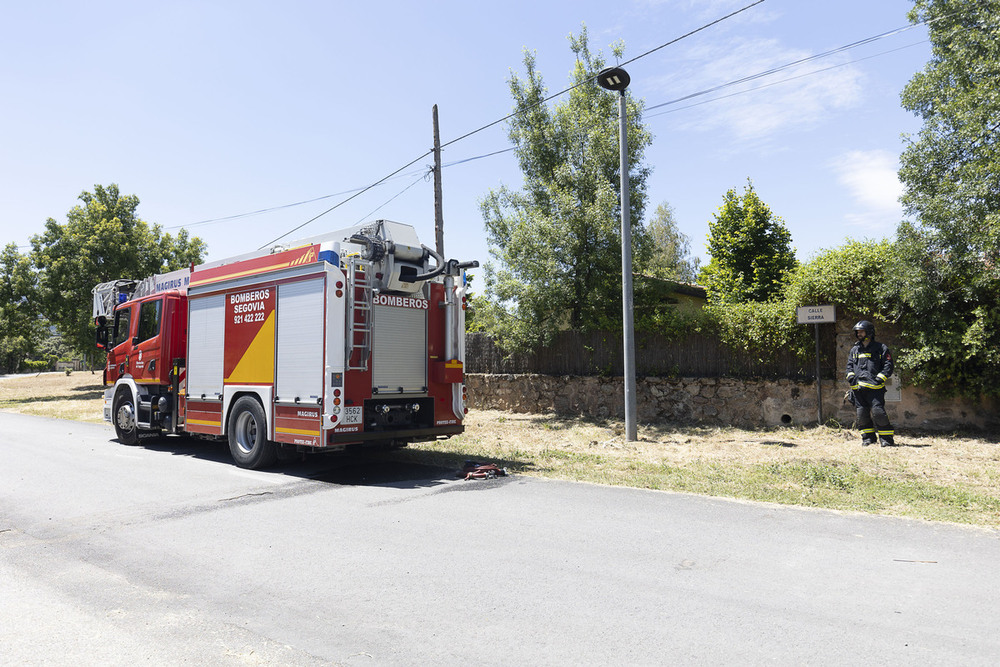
left=95, top=316, right=108, bottom=350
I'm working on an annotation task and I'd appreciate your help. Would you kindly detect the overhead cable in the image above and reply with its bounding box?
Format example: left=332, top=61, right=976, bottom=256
left=646, top=23, right=928, bottom=112
left=257, top=0, right=766, bottom=245
left=174, top=1, right=967, bottom=243
left=645, top=40, right=928, bottom=119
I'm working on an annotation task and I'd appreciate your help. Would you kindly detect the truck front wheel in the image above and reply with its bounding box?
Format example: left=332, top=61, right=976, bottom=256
left=227, top=396, right=277, bottom=469
left=113, top=389, right=139, bottom=446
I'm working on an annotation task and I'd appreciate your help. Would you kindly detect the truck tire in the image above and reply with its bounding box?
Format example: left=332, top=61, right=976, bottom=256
left=113, top=388, right=140, bottom=446
left=227, top=396, right=277, bottom=469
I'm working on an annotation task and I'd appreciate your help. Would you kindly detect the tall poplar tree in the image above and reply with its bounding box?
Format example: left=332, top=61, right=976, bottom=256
left=699, top=180, right=797, bottom=305
left=478, top=27, right=653, bottom=351
left=646, top=202, right=700, bottom=283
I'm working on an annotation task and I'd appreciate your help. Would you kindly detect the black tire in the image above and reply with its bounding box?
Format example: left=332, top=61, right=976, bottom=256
left=227, top=396, right=277, bottom=469
left=113, top=389, right=140, bottom=446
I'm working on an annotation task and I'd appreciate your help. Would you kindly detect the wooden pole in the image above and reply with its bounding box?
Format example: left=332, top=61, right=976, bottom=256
left=432, top=104, right=444, bottom=257
left=815, top=323, right=823, bottom=425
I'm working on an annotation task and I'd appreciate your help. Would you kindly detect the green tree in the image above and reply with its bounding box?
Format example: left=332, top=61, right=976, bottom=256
left=893, top=0, right=1000, bottom=397
left=0, top=243, right=45, bottom=373
left=478, top=27, right=653, bottom=351
left=699, top=180, right=797, bottom=304
left=30, top=184, right=207, bottom=358
left=700, top=241, right=894, bottom=369
left=35, top=328, right=76, bottom=370
left=645, top=202, right=700, bottom=283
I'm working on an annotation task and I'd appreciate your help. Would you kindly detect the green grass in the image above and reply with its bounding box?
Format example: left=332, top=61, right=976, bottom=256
left=407, top=439, right=1000, bottom=527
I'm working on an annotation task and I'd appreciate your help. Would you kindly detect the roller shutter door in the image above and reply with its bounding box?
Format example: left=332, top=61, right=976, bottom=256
left=187, top=295, right=225, bottom=398
left=276, top=278, right=325, bottom=403
left=373, top=304, right=426, bottom=393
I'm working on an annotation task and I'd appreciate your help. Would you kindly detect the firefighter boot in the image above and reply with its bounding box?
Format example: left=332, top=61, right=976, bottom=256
left=860, top=430, right=877, bottom=447
left=879, top=435, right=895, bottom=448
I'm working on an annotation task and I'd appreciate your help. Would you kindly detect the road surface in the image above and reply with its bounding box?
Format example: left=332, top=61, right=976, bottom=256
left=2, top=412, right=999, bottom=665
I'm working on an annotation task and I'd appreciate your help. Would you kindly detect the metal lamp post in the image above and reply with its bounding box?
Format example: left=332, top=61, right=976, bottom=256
left=597, top=66, right=637, bottom=442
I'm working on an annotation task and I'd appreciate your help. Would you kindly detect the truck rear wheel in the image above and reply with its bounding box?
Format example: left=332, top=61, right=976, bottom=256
left=113, top=389, right=140, bottom=446
left=227, top=396, right=277, bottom=469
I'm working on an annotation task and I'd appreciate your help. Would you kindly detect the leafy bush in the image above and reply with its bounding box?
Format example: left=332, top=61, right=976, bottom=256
left=702, top=299, right=813, bottom=365
left=783, top=240, right=894, bottom=321
left=23, top=359, right=51, bottom=372
left=694, top=240, right=895, bottom=368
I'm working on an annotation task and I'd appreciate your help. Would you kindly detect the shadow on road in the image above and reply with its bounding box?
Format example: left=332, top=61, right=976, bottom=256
left=129, top=433, right=524, bottom=491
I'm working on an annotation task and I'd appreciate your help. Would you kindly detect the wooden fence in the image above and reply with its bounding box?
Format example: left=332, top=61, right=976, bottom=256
left=465, top=330, right=837, bottom=380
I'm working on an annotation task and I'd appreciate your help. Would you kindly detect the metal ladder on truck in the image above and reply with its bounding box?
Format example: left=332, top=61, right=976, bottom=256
left=346, top=256, right=373, bottom=371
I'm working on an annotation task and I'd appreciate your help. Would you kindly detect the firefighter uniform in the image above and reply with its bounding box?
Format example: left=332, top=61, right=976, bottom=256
left=846, top=320, right=895, bottom=447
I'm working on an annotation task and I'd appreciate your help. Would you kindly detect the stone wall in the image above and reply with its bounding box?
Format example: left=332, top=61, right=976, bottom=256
left=465, top=374, right=1000, bottom=431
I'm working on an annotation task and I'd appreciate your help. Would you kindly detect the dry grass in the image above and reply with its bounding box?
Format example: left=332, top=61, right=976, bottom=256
left=3, top=373, right=1000, bottom=527
left=407, top=410, right=1000, bottom=528
left=0, top=372, right=105, bottom=423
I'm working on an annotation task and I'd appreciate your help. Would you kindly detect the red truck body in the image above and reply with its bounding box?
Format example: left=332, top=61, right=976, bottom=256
left=94, top=220, right=472, bottom=469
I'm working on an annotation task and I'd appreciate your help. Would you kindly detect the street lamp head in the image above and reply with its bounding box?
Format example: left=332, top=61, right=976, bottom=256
left=597, top=66, right=630, bottom=92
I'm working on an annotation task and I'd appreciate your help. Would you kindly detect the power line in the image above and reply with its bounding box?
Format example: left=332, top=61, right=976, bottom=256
left=354, top=173, right=428, bottom=225
left=412, top=24, right=938, bottom=165
left=645, top=40, right=928, bottom=119
left=172, top=27, right=924, bottom=238
left=178, top=1, right=954, bottom=246
left=256, top=150, right=433, bottom=249
left=617, top=0, right=766, bottom=70
left=646, top=22, right=927, bottom=113
left=443, top=147, right=516, bottom=168
left=438, top=0, right=767, bottom=154
left=165, top=166, right=427, bottom=231
left=257, top=0, right=767, bottom=247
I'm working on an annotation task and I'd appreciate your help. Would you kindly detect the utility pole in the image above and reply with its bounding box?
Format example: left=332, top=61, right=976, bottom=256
left=432, top=104, right=445, bottom=257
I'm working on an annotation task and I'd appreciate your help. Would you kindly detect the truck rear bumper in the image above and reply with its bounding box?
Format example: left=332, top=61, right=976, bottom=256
left=327, top=424, right=463, bottom=445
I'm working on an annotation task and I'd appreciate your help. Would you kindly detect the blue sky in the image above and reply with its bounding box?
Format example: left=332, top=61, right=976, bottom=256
left=1, top=0, right=930, bottom=279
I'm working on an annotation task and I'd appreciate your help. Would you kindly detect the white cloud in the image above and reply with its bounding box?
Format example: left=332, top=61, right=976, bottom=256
left=648, top=38, right=865, bottom=144
left=831, top=149, right=904, bottom=230
left=637, top=0, right=777, bottom=24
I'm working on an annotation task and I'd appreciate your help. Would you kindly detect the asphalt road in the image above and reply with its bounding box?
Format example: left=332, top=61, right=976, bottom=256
left=2, top=412, right=999, bottom=665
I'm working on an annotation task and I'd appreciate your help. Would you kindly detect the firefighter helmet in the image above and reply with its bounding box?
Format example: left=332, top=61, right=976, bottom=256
left=853, top=320, right=875, bottom=338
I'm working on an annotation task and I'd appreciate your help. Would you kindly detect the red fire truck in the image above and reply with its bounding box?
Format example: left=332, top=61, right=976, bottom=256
left=93, top=220, right=476, bottom=469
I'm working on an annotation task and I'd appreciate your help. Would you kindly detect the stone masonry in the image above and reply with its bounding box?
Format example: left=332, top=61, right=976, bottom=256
left=465, top=373, right=1000, bottom=431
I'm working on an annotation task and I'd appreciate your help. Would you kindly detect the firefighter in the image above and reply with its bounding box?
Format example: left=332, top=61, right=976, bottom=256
left=846, top=320, right=895, bottom=447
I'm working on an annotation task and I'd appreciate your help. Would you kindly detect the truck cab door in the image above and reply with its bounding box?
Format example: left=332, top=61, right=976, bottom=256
left=133, top=298, right=163, bottom=383
left=106, top=304, right=134, bottom=384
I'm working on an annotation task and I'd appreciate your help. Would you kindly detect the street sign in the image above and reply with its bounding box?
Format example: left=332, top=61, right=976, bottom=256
left=796, top=305, right=837, bottom=424
left=796, top=305, right=836, bottom=324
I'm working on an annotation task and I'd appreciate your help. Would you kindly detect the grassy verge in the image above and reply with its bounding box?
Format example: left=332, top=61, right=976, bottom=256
left=0, top=372, right=106, bottom=423
left=2, top=373, right=999, bottom=527
left=406, top=411, right=1000, bottom=528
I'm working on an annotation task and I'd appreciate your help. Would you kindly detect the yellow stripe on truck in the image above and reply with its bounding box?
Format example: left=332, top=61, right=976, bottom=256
left=276, top=427, right=321, bottom=437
